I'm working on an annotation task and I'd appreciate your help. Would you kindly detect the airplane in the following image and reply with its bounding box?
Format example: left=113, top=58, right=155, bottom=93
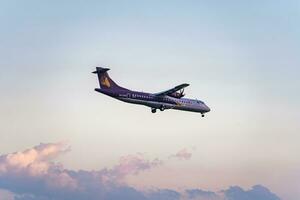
left=92, top=67, right=210, bottom=117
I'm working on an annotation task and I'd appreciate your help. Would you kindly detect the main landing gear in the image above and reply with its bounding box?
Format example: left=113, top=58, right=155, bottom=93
left=151, top=106, right=165, bottom=113
left=159, top=106, right=165, bottom=111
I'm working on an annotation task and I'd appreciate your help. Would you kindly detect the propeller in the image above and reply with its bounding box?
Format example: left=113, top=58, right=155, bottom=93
left=169, top=89, right=185, bottom=98
left=179, top=89, right=185, bottom=97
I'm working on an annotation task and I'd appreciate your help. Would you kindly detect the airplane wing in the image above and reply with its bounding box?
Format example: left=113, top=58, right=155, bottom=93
left=154, top=83, right=189, bottom=96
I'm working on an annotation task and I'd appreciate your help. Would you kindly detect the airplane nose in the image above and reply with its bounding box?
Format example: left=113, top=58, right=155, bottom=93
left=205, top=105, right=211, bottom=112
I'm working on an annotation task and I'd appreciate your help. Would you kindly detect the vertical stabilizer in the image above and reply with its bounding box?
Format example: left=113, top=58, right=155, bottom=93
left=92, top=67, right=127, bottom=90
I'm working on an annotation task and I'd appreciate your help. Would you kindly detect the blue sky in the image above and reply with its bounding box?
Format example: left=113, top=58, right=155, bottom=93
left=0, top=1, right=299, bottom=200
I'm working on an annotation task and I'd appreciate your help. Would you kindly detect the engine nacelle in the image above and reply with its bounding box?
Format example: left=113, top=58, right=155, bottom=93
left=168, top=92, right=185, bottom=98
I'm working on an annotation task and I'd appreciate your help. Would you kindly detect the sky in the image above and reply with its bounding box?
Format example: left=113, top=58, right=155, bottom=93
left=0, top=0, right=299, bottom=200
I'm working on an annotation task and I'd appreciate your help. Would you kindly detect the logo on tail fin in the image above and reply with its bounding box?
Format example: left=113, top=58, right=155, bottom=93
left=101, top=76, right=111, bottom=88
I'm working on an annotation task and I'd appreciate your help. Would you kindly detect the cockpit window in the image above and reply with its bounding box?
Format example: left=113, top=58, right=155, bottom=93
left=197, top=100, right=204, bottom=104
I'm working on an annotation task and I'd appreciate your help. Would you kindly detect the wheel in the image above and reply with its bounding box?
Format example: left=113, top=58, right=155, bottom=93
left=151, top=108, right=157, bottom=113
left=160, top=106, right=165, bottom=111
left=201, top=113, right=204, bottom=117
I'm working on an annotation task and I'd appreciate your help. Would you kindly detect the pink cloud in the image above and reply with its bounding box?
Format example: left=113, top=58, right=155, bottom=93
left=170, top=148, right=192, bottom=160
left=101, top=153, right=162, bottom=183
left=0, top=189, right=14, bottom=200
left=0, top=142, right=69, bottom=175
left=0, top=143, right=163, bottom=193
left=0, top=142, right=77, bottom=190
left=0, top=143, right=281, bottom=200
left=115, top=154, right=162, bottom=176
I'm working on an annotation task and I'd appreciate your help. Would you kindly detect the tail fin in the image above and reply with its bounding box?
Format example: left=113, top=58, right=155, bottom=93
left=92, top=67, right=127, bottom=90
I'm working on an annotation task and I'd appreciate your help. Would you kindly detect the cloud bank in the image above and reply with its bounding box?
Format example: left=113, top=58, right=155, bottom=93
left=0, top=143, right=281, bottom=200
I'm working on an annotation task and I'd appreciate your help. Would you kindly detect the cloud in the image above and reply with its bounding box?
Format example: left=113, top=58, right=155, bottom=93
left=0, top=142, right=69, bottom=175
left=0, top=143, right=281, bottom=200
left=170, top=148, right=192, bottom=160
left=182, top=185, right=281, bottom=200
left=185, top=189, right=221, bottom=200
left=0, top=143, right=161, bottom=200
left=146, top=189, right=181, bottom=200
left=0, top=143, right=78, bottom=199
left=223, top=185, right=281, bottom=200
left=101, top=153, right=162, bottom=182
left=0, top=189, right=14, bottom=200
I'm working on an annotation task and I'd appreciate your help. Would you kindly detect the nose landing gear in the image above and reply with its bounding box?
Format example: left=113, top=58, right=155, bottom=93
left=201, top=113, right=205, bottom=117
left=151, top=108, right=157, bottom=113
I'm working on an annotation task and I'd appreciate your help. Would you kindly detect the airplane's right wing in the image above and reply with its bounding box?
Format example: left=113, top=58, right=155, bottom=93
left=154, top=83, right=189, bottom=97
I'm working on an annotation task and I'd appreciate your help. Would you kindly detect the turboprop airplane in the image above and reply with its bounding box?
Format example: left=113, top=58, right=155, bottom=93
left=93, top=67, right=210, bottom=117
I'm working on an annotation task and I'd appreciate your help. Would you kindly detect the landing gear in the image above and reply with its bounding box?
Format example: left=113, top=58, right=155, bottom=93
left=151, top=108, right=157, bottom=113
left=201, top=113, right=205, bottom=117
left=152, top=106, right=166, bottom=113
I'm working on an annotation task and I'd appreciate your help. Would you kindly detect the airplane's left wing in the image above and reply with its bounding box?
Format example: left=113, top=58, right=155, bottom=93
left=154, top=83, right=189, bottom=96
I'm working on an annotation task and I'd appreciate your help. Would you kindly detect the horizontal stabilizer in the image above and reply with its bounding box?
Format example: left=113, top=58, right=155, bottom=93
left=92, top=67, right=110, bottom=74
